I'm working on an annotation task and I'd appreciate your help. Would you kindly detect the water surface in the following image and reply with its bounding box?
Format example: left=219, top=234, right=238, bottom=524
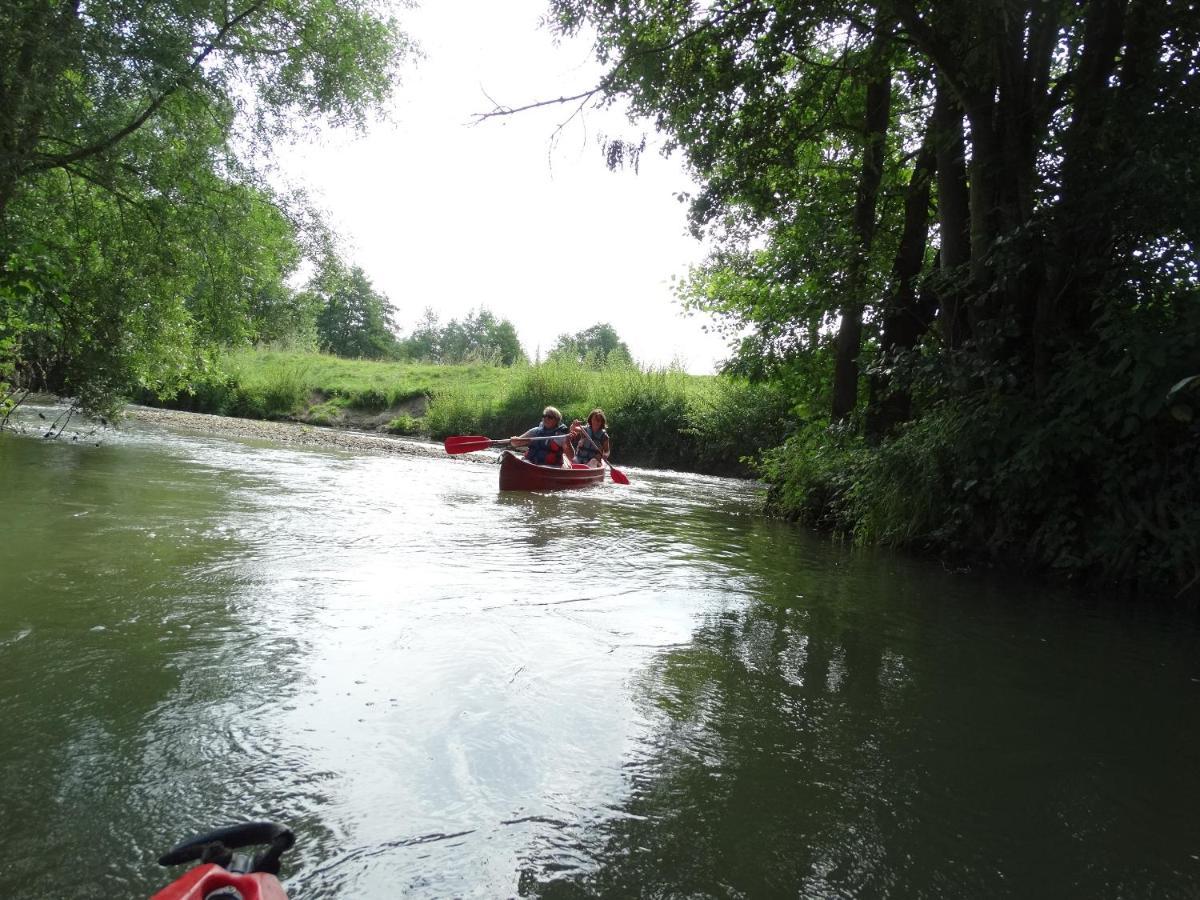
left=1, top=408, right=1197, bottom=898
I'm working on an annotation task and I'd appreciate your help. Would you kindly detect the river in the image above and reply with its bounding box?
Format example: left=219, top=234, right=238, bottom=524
left=1, top=406, right=1197, bottom=898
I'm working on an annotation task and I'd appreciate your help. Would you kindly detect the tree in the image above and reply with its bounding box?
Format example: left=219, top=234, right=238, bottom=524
left=0, top=0, right=405, bottom=224
left=309, top=260, right=400, bottom=359
left=542, top=0, right=1198, bottom=415
left=0, top=0, right=410, bottom=415
left=549, top=322, right=633, bottom=366
left=438, top=309, right=527, bottom=365
left=400, top=307, right=443, bottom=362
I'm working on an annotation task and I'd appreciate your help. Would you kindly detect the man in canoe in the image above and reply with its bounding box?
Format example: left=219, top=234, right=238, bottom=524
left=509, top=406, right=571, bottom=467
left=569, top=408, right=611, bottom=468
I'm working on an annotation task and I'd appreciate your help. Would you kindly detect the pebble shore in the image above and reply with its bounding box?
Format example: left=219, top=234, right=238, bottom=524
left=122, top=405, right=450, bottom=458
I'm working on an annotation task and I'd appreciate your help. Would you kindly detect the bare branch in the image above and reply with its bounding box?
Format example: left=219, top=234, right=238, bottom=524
left=473, top=87, right=602, bottom=123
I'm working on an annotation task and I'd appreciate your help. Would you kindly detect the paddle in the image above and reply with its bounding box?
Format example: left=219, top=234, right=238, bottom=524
left=575, top=426, right=630, bottom=485
left=443, top=434, right=567, bottom=455
left=443, top=435, right=509, bottom=454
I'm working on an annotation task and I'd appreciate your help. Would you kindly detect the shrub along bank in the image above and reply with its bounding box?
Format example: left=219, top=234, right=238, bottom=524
left=757, top=307, right=1200, bottom=597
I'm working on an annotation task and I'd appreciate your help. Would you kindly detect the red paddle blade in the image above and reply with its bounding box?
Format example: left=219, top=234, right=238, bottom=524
left=443, top=435, right=493, bottom=454
left=608, top=465, right=630, bottom=485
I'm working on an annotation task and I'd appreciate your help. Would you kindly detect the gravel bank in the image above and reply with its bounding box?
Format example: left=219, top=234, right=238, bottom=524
left=123, top=405, right=450, bottom=458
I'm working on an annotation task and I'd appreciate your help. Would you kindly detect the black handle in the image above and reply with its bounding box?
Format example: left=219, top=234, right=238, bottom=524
left=158, top=821, right=294, bottom=873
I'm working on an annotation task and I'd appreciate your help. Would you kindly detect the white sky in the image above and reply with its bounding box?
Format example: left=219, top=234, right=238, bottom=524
left=275, top=0, right=730, bottom=374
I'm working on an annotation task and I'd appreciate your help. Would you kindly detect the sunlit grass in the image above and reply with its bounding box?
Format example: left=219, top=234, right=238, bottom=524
left=223, top=348, right=513, bottom=407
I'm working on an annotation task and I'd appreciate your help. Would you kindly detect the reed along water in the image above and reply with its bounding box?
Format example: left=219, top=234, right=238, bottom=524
left=1, top=405, right=1197, bottom=898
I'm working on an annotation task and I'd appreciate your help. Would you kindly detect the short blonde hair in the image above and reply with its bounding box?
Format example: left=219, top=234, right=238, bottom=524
left=542, top=406, right=562, bottom=422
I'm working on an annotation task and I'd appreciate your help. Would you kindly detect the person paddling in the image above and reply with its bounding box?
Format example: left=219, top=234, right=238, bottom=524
left=569, top=408, right=611, bottom=468
left=510, top=406, right=571, bottom=467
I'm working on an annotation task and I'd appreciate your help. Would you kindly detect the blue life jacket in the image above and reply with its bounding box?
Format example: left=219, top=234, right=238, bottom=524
left=573, top=426, right=608, bottom=463
left=526, top=423, right=568, bottom=466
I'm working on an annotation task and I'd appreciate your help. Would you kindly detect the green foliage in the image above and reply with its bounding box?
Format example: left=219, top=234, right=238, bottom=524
left=425, top=357, right=792, bottom=474
left=757, top=422, right=865, bottom=531
left=550, top=0, right=1200, bottom=593
left=685, top=377, right=797, bottom=473
left=763, top=294, right=1200, bottom=592
left=401, top=308, right=527, bottom=366
left=549, top=322, right=634, bottom=367
left=308, top=258, right=400, bottom=360
left=384, top=414, right=420, bottom=435
left=423, top=382, right=495, bottom=439
left=400, top=307, right=443, bottom=362
left=0, top=0, right=409, bottom=416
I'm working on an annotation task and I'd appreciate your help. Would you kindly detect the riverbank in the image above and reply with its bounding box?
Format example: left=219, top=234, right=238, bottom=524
left=123, top=404, right=450, bottom=458
left=140, top=348, right=792, bottom=475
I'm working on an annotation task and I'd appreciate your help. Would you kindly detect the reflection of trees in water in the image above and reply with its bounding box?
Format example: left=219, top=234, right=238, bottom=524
left=516, top=537, right=1200, bottom=899
left=520, top=596, right=921, bottom=898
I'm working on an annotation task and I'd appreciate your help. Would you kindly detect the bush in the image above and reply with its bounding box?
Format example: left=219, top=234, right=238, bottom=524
left=760, top=297, right=1200, bottom=594
left=384, top=414, right=420, bottom=435
left=757, top=420, right=865, bottom=530
left=686, top=378, right=796, bottom=475
left=424, top=381, right=493, bottom=438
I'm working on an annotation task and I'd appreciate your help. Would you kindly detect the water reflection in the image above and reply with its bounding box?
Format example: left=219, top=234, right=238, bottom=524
left=522, top=543, right=1200, bottom=898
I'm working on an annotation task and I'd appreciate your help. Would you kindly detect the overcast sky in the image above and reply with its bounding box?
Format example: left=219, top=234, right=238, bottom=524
left=275, top=0, right=730, bottom=373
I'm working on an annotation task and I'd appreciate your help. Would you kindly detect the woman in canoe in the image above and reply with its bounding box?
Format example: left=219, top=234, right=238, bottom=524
left=509, top=406, right=571, bottom=467
left=569, top=408, right=611, bottom=468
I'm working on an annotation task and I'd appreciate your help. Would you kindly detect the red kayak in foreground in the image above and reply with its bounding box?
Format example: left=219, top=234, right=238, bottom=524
left=498, top=449, right=606, bottom=491
left=153, top=822, right=293, bottom=899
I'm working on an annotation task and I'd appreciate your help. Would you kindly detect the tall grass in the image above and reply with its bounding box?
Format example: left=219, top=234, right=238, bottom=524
left=157, top=349, right=512, bottom=418
left=426, top=358, right=793, bottom=474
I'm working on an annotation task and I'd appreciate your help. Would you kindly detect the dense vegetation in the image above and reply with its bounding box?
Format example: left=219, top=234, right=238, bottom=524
left=538, top=0, right=1199, bottom=595
left=424, top=356, right=791, bottom=473
left=0, top=0, right=534, bottom=415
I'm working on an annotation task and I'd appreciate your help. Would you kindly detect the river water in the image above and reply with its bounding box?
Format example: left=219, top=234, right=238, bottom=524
left=1, top=407, right=1197, bottom=898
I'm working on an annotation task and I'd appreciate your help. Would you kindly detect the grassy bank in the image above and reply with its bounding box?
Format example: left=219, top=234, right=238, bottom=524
left=150, top=349, right=795, bottom=476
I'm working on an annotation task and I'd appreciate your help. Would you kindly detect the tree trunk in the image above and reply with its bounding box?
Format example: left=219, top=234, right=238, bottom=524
left=1036, top=0, right=1130, bottom=389
left=931, top=74, right=970, bottom=349
left=866, top=132, right=937, bottom=442
left=831, top=52, right=892, bottom=422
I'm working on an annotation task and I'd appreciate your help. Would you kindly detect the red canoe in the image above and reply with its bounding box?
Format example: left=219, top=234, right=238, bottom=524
left=498, top=450, right=605, bottom=491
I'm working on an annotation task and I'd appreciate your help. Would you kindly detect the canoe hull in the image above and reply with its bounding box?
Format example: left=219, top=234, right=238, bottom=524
left=498, top=450, right=605, bottom=491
